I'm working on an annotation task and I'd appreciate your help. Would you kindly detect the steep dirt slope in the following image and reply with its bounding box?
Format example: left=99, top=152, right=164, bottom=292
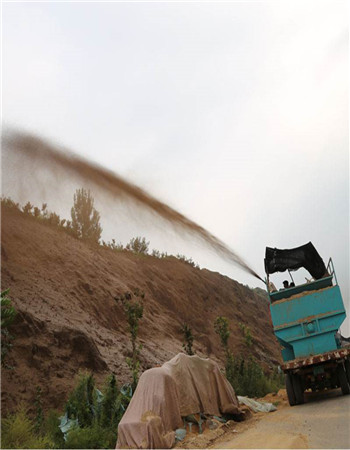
left=1, top=206, right=281, bottom=413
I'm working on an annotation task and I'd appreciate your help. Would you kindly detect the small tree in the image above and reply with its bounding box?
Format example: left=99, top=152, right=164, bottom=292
left=1, top=197, right=20, bottom=210
left=214, top=316, right=234, bottom=384
left=115, top=291, right=144, bottom=391
left=99, top=374, right=119, bottom=429
left=125, top=299, right=143, bottom=391
left=126, top=237, right=149, bottom=255
left=214, top=316, right=230, bottom=349
left=41, top=203, right=48, bottom=218
left=65, top=373, right=96, bottom=428
left=71, top=188, right=102, bottom=243
left=22, top=201, right=33, bottom=215
left=181, top=323, right=194, bottom=355
left=48, top=212, right=60, bottom=227
left=239, top=322, right=253, bottom=347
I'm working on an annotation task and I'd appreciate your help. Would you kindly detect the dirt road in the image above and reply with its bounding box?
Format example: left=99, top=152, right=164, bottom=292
left=212, top=390, right=350, bottom=449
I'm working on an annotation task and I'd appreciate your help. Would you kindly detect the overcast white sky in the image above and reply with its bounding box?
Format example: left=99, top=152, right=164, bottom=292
left=2, top=1, right=349, bottom=334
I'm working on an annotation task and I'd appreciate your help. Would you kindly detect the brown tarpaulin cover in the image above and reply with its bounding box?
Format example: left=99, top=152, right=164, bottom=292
left=116, top=353, right=241, bottom=449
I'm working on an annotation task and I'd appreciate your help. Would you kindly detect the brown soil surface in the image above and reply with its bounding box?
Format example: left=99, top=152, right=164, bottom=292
left=1, top=206, right=281, bottom=414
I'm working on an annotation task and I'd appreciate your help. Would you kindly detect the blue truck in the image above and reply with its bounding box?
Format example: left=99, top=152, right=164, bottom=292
left=265, top=243, right=350, bottom=406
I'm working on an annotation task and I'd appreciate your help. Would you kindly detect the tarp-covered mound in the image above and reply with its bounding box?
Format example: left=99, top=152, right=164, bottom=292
left=116, top=353, right=241, bottom=449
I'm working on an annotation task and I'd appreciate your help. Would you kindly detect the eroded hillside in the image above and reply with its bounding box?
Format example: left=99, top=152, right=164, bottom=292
left=1, top=206, right=281, bottom=413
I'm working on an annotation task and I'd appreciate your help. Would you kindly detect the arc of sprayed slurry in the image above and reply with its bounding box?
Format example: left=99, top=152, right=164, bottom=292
left=4, top=132, right=264, bottom=283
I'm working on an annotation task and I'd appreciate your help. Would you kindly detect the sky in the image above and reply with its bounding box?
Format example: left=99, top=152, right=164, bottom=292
left=2, top=1, right=349, bottom=334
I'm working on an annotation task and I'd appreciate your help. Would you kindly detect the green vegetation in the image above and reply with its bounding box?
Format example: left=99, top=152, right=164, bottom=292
left=151, top=249, right=170, bottom=259
left=214, top=316, right=283, bottom=398
left=226, top=356, right=283, bottom=398
left=1, top=372, right=129, bottom=449
left=115, top=291, right=144, bottom=391
left=238, top=322, right=253, bottom=347
left=1, top=406, right=54, bottom=449
left=71, top=188, right=102, bottom=243
left=23, top=201, right=34, bottom=215
left=65, top=373, right=96, bottom=428
left=1, top=289, right=17, bottom=368
left=63, top=372, right=126, bottom=449
left=214, top=316, right=235, bottom=384
left=1, top=196, right=21, bottom=210
left=126, top=236, right=149, bottom=255
left=43, top=411, right=65, bottom=448
left=64, top=423, right=116, bottom=449
left=102, top=238, right=124, bottom=251
left=125, top=299, right=144, bottom=391
left=22, top=199, right=72, bottom=232
left=181, top=323, right=194, bottom=355
left=214, top=316, right=230, bottom=348
left=175, top=254, right=200, bottom=269
left=99, top=374, right=124, bottom=429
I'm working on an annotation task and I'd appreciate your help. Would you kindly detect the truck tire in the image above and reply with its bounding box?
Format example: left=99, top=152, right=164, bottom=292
left=336, top=364, right=350, bottom=395
left=286, top=373, right=296, bottom=406
left=292, top=374, right=304, bottom=404
left=344, top=359, right=350, bottom=385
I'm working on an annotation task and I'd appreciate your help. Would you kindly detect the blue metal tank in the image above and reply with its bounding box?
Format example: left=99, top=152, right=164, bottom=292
left=269, top=272, right=347, bottom=361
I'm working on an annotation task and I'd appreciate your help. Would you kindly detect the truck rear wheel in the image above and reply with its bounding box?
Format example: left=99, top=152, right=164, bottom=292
left=344, top=359, right=350, bottom=385
left=336, top=364, right=350, bottom=395
left=286, top=373, right=296, bottom=406
left=292, top=374, right=304, bottom=404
